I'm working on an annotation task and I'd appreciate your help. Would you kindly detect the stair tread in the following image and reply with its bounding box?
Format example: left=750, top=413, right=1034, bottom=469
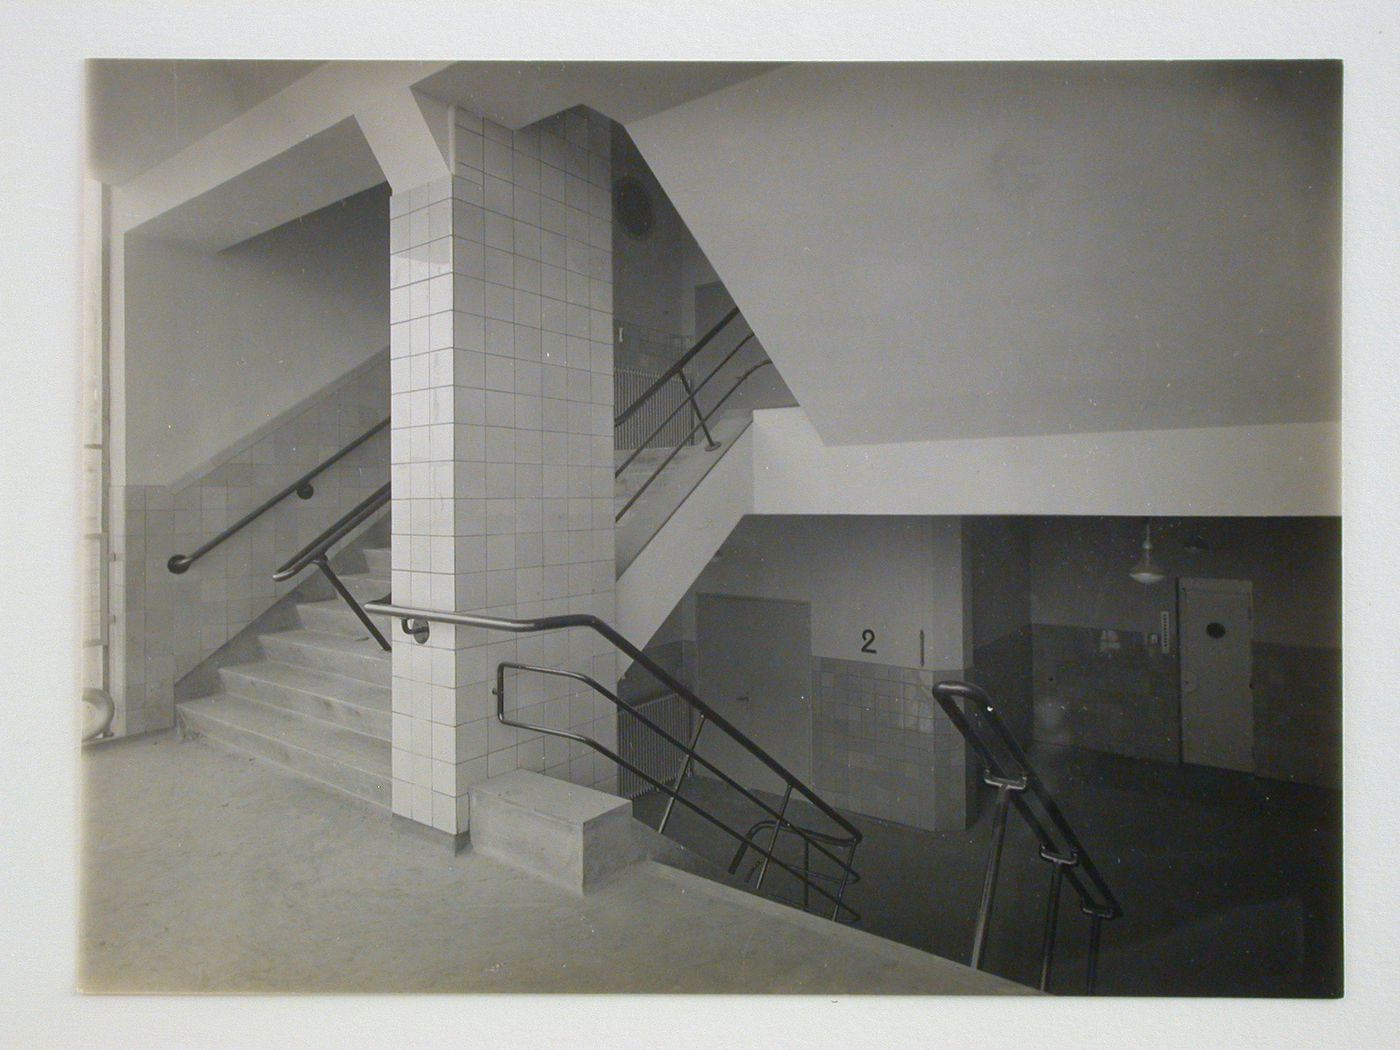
left=263, top=628, right=391, bottom=661
left=339, top=572, right=390, bottom=587
left=221, top=658, right=391, bottom=713
left=182, top=693, right=388, bottom=773
left=298, top=596, right=392, bottom=613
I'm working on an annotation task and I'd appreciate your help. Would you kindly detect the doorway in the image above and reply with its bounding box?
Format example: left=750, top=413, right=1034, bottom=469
left=694, top=593, right=812, bottom=795
left=1178, top=577, right=1254, bottom=772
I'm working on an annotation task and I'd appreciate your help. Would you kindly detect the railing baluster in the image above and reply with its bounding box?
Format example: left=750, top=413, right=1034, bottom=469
left=613, top=306, right=740, bottom=429
left=755, top=784, right=793, bottom=891
left=615, top=359, right=772, bottom=522
left=933, top=680, right=1120, bottom=993
left=970, top=771, right=1026, bottom=971
left=614, top=333, right=754, bottom=478
left=677, top=370, right=720, bottom=450
left=1037, top=845, right=1078, bottom=992
left=657, top=713, right=706, bottom=836
left=832, top=840, right=859, bottom=921
left=315, top=556, right=390, bottom=651
left=1086, top=911, right=1104, bottom=994
left=802, top=837, right=811, bottom=911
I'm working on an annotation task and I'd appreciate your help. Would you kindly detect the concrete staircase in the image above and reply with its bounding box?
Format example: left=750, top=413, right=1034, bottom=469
left=176, top=547, right=393, bottom=809
left=614, top=408, right=753, bottom=574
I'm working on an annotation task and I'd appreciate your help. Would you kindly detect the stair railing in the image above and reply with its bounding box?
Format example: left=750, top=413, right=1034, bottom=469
left=613, top=307, right=774, bottom=522
left=727, top=817, right=863, bottom=916
left=363, top=598, right=863, bottom=923
left=932, top=680, right=1122, bottom=995
left=615, top=358, right=773, bottom=523
left=167, top=415, right=389, bottom=574
left=614, top=306, right=740, bottom=434
left=273, top=482, right=391, bottom=650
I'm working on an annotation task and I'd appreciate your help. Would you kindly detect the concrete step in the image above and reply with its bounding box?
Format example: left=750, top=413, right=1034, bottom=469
left=260, top=629, right=391, bottom=687
left=328, top=572, right=392, bottom=603
left=218, top=659, right=391, bottom=741
left=614, top=446, right=676, bottom=471
left=363, top=547, right=391, bottom=577
left=469, top=770, right=659, bottom=894
left=614, top=442, right=717, bottom=508
left=296, top=597, right=394, bottom=640
left=177, top=693, right=390, bottom=809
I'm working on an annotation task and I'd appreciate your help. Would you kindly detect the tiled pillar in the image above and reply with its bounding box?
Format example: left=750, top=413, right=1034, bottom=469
left=388, top=106, right=618, bottom=834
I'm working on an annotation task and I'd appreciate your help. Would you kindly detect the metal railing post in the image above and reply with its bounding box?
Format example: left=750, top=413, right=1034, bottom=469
left=932, top=680, right=1121, bottom=989
left=754, top=784, right=793, bottom=891
left=831, top=840, right=859, bottom=921
left=657, top=713, right=706, bottom=836
left=802, top=837, right=811, bottom=911
left=1037, top=845, right=1079, bottom=992
left=970, top=771, right=1027, bottom=971
left=315, top=557, right=390, bottom=651
left=614, top=359, right=771, bottom=522
left=677, top=370, right=720, bottom=450
left=1084, top=907, right=1108, bottom=995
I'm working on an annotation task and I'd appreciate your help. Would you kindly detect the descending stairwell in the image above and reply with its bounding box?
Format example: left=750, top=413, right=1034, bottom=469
left=176, top=547, right=393, bottom=809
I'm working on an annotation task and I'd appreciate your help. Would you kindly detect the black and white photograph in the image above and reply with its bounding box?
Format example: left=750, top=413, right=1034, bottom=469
left=3, top=2, right=1398, bottom=1047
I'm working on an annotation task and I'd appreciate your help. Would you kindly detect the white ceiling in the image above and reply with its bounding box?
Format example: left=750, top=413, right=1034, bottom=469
left=87, top=60, right=322, bottom=184
left=629, top=62, right=1342, bottom=443
left=130, top=118, right=383, bottom=250
left=413, top=61, right=778, bottom=129
left=93, top=60, right=774, bottom=251
left=92, top=60, right=1341, bottom=447
left=89, top=59, right=771, bottom=187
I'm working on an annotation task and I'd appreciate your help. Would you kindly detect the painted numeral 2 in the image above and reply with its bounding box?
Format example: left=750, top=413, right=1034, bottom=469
left=860, top=629, right=877, bottom=654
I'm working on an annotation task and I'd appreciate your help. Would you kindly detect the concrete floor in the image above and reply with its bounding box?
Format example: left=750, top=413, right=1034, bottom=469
left=637, top=743, right=1342, bottom=997
left=79, top=731, right=1027, bottom=995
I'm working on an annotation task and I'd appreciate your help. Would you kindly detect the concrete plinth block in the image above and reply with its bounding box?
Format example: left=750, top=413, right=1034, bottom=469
left=468, top=770, right=648, bottom=894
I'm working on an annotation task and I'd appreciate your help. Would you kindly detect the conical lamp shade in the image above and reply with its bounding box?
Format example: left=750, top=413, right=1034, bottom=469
left=1130, top=522, right=1166, bottom=585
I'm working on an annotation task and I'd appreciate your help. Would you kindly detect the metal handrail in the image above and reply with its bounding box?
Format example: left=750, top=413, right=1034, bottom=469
left=495, top=661, right=860, bottom=923
left=167, top=415, right=389, bottom=574
left=932, top=680, right=1121, bottom=994
left=613, top=306, right=741, bottom=429
left=362, top=598, right=864, bottom=920
left=615, top=359, right=772, bottom=522
left=363, top=599, right=860, bottom=840
left=615, top=332, right=754, bottom=478
left=729, top=817, right=864, bottom=920
left=273, top=482, right=391, bottom=650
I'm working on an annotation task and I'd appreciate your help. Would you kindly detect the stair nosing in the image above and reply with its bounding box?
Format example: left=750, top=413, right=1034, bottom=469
left=187, top=731, right=389, bottom=809
left=260, top=628, right=392, bottom=661
left=219, top=659, right=390, bottom=715
left=182, top=693, right=389, bottom=774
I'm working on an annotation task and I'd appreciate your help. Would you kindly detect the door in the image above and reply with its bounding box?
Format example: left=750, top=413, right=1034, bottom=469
left=695, top=594, right=812, bottom=795
left=1179, top=578, right=1254, bottom=772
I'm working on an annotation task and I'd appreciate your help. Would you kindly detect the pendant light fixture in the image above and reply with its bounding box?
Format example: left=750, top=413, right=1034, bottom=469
left=1129, top=519, right=1166, bottom=585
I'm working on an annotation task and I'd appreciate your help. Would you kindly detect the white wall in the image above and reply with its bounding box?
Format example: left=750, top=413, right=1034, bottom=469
left=123, top=185, right=389, bottom=486
left=751, top=408, right=1340, bottom=518
left=629, top=62, right=1340, bottom=445
left=677, top=514, right=965, bottom=670
left=611, top=124, right=686, bottom=341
